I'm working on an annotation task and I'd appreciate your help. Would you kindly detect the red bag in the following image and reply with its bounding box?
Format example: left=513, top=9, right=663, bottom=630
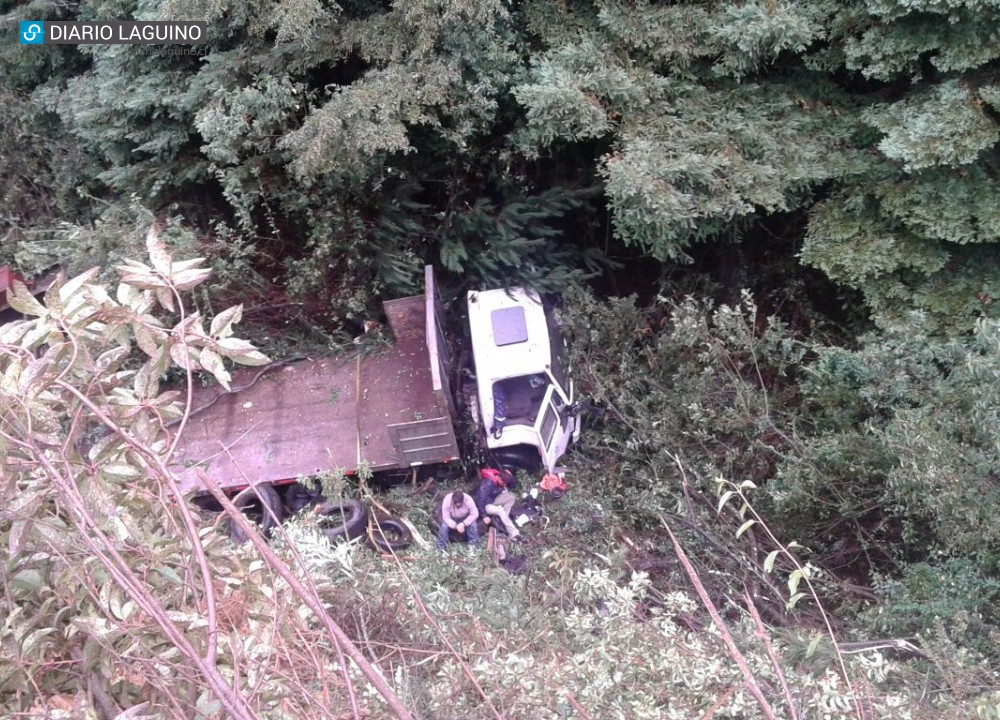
left=540, top=474, right=567, bottom=492
left=480, top=468, right=504, bottom=485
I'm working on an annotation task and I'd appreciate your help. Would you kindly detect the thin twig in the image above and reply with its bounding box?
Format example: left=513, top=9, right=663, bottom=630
left=30, top=448, right=258, bottom=720
left=55, top=380, right=224, bottom=671
left=717, top=479, right=864, bottom=720
left=696, top=685, right=738, bottom=720
left=217, top=446, right=363, bottom=720
left=743, top=588, right=799, bottom=720
left=565, top=691, right=594, bottom=720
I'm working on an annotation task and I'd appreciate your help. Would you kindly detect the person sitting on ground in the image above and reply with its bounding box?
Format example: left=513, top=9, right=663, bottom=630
left=475, top=468, right=521, bottom=542
left=437, top=490, right=480, bottom=551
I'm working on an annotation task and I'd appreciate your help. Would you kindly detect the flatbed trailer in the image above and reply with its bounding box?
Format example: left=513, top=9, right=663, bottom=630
left=171, top=267, right=459, bottom=496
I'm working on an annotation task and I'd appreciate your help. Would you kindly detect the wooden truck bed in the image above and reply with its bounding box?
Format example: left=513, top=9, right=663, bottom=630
left=170, top=269, right=459, bottom=495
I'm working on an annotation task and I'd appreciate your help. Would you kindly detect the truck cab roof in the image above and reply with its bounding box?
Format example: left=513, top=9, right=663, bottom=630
left=467, top=287, right=552, bottom=381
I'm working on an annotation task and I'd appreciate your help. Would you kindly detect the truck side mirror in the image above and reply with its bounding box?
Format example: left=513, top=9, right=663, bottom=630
left=569, top=399, right=604, bottom=419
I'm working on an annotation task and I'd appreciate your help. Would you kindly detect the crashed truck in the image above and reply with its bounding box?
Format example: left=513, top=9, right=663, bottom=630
left=170, top=266, right=581, bottom=537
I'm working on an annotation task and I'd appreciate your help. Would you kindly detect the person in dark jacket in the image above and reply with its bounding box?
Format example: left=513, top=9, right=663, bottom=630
left=475, top=468, right=521, bottom=541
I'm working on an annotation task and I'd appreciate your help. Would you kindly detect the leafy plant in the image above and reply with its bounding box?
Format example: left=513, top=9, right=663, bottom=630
left=0, top=229, right=413, bottom=718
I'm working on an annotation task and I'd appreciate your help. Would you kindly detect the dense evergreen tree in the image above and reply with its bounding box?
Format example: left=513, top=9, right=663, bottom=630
left=4, top=0, right=998, bottom=328
left=513, top=0, right=1000, bottom=328
left=803, top=0, right=1000, bottom=328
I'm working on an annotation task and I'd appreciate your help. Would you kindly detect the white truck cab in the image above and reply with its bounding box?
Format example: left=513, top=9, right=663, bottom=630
left=466, top=286, right=581, bottom=473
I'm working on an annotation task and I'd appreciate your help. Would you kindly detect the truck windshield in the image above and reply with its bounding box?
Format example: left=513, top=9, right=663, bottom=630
left=493, top=374, right=549, bottom=425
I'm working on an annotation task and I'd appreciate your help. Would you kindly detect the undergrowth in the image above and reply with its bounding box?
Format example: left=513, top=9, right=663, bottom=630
left=249, top=478, right=991, bottom=719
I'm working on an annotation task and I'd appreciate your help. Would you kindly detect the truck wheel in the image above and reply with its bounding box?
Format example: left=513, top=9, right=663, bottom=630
left=284, top=479, right=324, bottom=515
left=492, top=446, right=541, bottom=474
left=316, top=500, right=368, bottom=541
left=228, top=483, right=283, bottom=543
left=368, top=518, right=413, bottom=553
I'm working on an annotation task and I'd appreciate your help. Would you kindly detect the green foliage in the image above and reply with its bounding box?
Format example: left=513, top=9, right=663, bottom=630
left=805, top=182, right=1000, bottom=330
left=863, top=80, right=999, bottom=172
left=866, top=559, right=1000, bottom=658
left=0, top=87, right=97, bottom=265
left=561, top=289, right=1000, bottom=704
left=273, top=490, right=943, bottom=720
left=2, top=244, right=996, bottom=717
left=799, top=1, right=1000, bottom=326
left=879, top=167, right=1000, bottom=248
left=195, top=72, right=310, bottom=227
left=513, top=34, right=662, bottom=148
left=282, top=63, right=457, bottom=184
left=515, top=39, right=858, bottom=261
left=708, top=0, right=832, bottom=78
left=435, top=187, right=606, bottom=291
left=772, top=313, right=1000, bottom=565
left=0, top=236, right=292, bottom=715
left=831, top=0, right=1000, bottom=79
left=560, top=287, right=806, bottom=509
left=8, top=0, right=1000, bottom=714
left=513, top=0, right=1000, bottom=325
left=7, top=0, right=572, bottom=326
left=7, top=198, right=199, bottom=279
left=5, top=0, right=1000, bottom=332
left=35, top=48, right=213, bottom=198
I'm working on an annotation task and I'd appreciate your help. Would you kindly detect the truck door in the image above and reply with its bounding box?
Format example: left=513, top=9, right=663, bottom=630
left=533, top=385, right=572, bottom=472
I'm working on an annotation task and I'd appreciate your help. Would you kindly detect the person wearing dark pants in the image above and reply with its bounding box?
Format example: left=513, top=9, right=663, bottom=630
left=437, top=491, right=480, bottom=550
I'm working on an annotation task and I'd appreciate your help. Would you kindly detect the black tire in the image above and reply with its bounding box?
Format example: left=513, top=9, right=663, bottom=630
left=284, top=479, right=325, bottom=515
left=492, top=445, right=541, bottom=474
left=368, top=518, right=413, bottom=553
left=228, top=483, right=283, bottom=543
left=316, top=500, right=368, bottom=541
